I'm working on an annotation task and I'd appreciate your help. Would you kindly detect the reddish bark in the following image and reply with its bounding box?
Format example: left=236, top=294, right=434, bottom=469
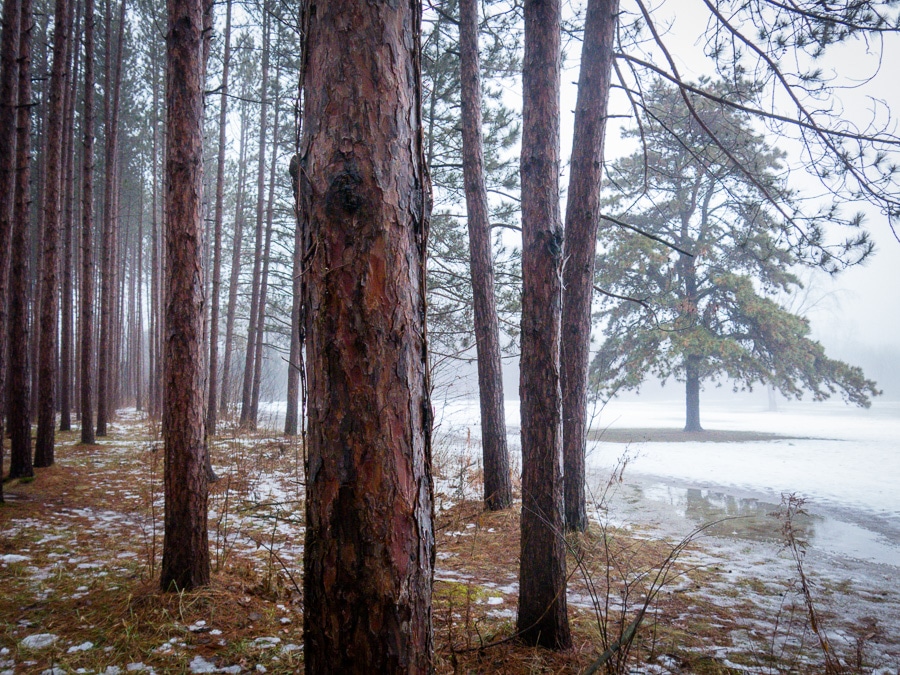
left=7, top=0, right=32, bottom=479
left=160, top=0, right=210, bottom=591
left=517, top=0, right=571, bottom=649
left=301, top=1, right=434, bottom=670
left=79, top=0, right=95, bottom=445
left=0, top=0, right=21, bottom=494
left=561, top=0, right=620, bottom=532
left=459, top=0, right=512, bottom=511
left=34, top=0, right=71, bottom=468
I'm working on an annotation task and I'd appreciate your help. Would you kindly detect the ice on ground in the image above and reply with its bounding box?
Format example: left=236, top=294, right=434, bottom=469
left=20, top=634, right=58, bottom=649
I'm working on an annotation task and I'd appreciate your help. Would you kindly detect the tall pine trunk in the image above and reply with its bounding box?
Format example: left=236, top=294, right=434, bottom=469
left=517, top=0, right=571, bottom=649
left=218, top=99, right=249, bottom=417
left=59, top=0, right=80, bottom=432
left=301, top=1, right=434, bottom=670
left=0, top=0, right=22, bottom=495
left=79, top=0, right=95, bottom=445
left=96, top=0, right=125, bottom=435
left=239, top=2, right=269, bottom=428
left=560, top=0, right=619, bottom=532
left=249, top=81, right=281, bottom=425
left=160, top=0, right=209, bottom=592
left=7, top=0, right=32, bottom=480
left=34, top=0, right=71, bottom=468
left=205, top=0, right=231, bottom=436
left=459, top=0, right=511, bottom=512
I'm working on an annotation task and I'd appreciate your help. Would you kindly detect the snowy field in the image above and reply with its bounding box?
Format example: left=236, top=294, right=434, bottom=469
left=435, top=396, right=900, bottom=565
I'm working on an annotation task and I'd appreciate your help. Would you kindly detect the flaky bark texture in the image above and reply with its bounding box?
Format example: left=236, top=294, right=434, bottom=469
left=160, top=0, right=209, bottom=592
left=300, top=1, right=434, bottom=671
left=517, top=0, right=571, bottom=650
left=459, top=0, right=512, bottom=512
left=79, top=0, right=95, bottom=445
left=34, top=0, right=70, bottom=468
left=561, top=0, right=619, bottom=533
left=0, top=0, right=21, bottom=494
left=7, top=0, right=33, bottom=478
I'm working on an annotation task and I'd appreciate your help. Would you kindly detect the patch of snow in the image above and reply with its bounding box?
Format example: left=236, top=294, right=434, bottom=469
left=252, top=637, right=281, bottom=648
left=280, top=644, right=302, bottom=653
left=67, top=641, right=94, bottom=653
left=188, top=656, right=217, bottom=673
left=104, top=667, right=123, bottom=675
left=486, top=596, right=503, bottom=605
left=40, top=668, right=66, bottom=675
left=1, top=554, right=30, bottom=564
left=20, top=634, right=58, bottom=649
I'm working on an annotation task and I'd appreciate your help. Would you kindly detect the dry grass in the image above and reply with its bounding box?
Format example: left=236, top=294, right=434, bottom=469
left=2, top=414, right=894, bottom=674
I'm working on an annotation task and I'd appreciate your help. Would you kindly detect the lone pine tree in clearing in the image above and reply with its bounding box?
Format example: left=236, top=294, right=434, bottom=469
left=592, top=80, right=879, bottom=431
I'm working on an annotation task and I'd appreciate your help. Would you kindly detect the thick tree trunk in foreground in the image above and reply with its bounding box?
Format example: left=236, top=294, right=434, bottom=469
left=561, top=0, right=619, bottom=533
left=160, top=0, right=209, bottom=592
left=684, top=354, right=703, bottom=432
left=79, top=0, right=95, bottom=445
left=517, top=0, right=571, bottom=650
left=301, top=1, right=434, bottom=671
left=0, top=0, right=21, bottom=495
left=206, top=0, right=231, bottom=437
left=459, top=0, right=512, bottom=512
left=34, top=0, right=71, bottom=468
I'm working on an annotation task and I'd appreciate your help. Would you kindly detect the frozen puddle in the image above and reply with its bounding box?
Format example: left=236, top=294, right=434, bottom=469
left=610, top=478, right=900, bottom=568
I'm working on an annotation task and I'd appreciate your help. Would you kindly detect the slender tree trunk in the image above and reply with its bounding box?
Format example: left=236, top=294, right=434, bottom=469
left=79, top=0, right=95, bottom=445
left=59, top=0, right=80, bottom=432
left=135, top=187, right=143, bottom=410
left=7, top=0, right=32, bottom=480
left=301, top=1, right=434, bottom=670
left=205, top=0, right=231, bottom=436
left=96, top=0, right=125, bottom=435
left=160, top=0, right=209, bottom=592
left=239, top=2, right=269, bottom=427
left=249, top=81, right=281, bottom=426
left=219, top=99, right=249, bottom=417
left=34, top=0, right=71, bottom=468
left=517, top=0, right=571, bottom=650
left=0, top=0, right=21, bottom=494
left=560, top=0, right=619, bottom=532
left=284, top=152, right=303, bottom=436
left=459, top=0, right=512, bottom=512
left=148, top=37, right=160, bottom=418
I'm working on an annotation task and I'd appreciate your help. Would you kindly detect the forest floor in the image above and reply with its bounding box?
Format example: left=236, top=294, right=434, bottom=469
left=1, top=410, right=898, bottom=674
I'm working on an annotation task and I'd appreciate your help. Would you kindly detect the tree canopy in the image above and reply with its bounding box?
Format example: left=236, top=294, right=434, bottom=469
left=591, top=79, right=880, bottom=430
